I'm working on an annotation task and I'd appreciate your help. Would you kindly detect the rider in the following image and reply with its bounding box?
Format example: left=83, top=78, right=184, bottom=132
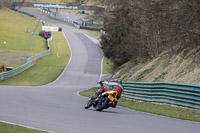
left=93, top=79, right=123, bottom=108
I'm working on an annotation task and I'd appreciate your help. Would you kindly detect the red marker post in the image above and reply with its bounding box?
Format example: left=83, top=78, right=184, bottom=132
left=34, top=59, right=36, bottom=65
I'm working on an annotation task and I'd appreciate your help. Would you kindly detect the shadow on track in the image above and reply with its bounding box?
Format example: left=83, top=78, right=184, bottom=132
left=86, top=108, right=120, bottom=114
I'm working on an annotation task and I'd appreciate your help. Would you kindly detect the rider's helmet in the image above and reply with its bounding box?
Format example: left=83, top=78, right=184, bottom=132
left=98, top=81, right=103, bottom=87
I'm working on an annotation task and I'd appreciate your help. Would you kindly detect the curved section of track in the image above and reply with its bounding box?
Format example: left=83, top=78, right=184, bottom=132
left=0, top=11, right=199, bottom=133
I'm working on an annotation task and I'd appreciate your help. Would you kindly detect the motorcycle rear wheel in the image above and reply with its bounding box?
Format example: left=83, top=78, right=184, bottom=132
left=96, top=97, right=109, bottom=111
left=84, top=99, right=93, bottom=109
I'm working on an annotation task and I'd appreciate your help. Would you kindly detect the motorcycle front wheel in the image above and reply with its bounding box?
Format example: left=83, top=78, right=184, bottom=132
left=96, top=97, right=109, bottom=111
left=84, top=99, right=93, bottom=109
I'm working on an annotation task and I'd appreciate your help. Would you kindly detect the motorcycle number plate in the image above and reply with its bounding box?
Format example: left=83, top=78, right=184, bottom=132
left=108, top=95, right=115, bottom=101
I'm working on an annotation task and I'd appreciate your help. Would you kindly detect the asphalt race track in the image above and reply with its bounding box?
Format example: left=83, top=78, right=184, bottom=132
left=0, top=10, right=200, bottom=133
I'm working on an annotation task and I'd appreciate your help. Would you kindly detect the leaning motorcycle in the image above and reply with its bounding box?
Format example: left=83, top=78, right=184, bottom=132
left=84, top=90, right=118, bottom=111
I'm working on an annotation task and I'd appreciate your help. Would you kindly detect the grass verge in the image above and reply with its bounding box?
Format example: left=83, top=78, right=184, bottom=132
left=0, top=122, right=48, bottom=133
left=79, top=87, right=200, bottom=122
left=103, top=58, right=114, bottom=74
left=0, top=31, right=70, bottom=86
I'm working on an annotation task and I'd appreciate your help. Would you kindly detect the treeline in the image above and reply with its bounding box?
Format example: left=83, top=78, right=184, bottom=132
left=0, top=0, right=14, bottom=9
left=100, top=0, right=200, bottom=66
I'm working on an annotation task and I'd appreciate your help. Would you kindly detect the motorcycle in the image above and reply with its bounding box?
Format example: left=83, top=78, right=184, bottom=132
left=84, top=89, right=119, bottom=111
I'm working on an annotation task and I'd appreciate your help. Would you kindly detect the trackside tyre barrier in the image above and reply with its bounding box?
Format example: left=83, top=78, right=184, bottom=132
left=122, top=81, right=200, bottom=109
left=0, top=41, right=50, bottom=81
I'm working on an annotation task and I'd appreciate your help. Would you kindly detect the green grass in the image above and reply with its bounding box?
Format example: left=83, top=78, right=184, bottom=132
left=103, top=58, right=114, bottom=74
left=0, top=9, right=46, bottom=53
left=79, top=87, right=99, bottom=98
left=87, top=30, right=102, bottom=37
left=79, top=87, right=200, bottom=122
left=78, top=28, right=102, bottom=37
left=0, top=31, right=70, bottom=86
left=0, top=122, right=48, bottom=133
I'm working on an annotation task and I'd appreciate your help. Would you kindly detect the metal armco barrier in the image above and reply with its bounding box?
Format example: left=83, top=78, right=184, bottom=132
left=0, top=42, right=50, bottom=81
left=122, top=81, right=200, bottom=109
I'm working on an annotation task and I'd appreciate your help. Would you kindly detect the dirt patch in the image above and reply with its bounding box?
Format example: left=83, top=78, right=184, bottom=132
left=0, top=50, right=32, bottom=65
